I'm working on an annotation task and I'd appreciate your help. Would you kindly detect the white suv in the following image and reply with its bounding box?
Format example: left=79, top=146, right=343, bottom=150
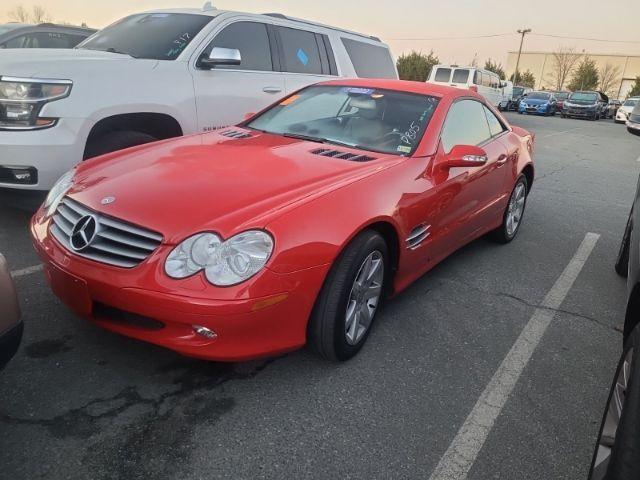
left=0, top=6, right=397, bottom=193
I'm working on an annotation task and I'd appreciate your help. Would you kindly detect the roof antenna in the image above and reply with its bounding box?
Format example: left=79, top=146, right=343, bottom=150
left=202, top=2, right=216, bottom=11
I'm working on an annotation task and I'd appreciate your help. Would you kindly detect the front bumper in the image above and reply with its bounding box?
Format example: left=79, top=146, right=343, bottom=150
left=0, top=117, right=88, bottom=191
left=616, top=112, right=629, bottom=123
left=31, top=214, right=330, bottom=361
left=563, top=108, right=596, bottom=118
left=628, top=121, right=640, bottom=136
left=519, top=105, right=549, bottom=115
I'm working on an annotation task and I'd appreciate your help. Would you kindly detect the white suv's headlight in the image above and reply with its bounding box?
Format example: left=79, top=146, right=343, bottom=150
left=43, top=170, right=75, bottom=217
left=0, top=76, right=72, bottom=130
left=165, top=230, right=274, bottom=286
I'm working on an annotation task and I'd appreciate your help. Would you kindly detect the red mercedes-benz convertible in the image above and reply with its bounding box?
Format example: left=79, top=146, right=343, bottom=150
left=31, top=79, right=534, bottom=362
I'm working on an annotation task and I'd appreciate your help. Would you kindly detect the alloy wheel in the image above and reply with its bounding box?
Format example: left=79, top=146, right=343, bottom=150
left=506, top=182, right=526, bottom=237
left=590, top=347, right=634, bottom=479
left=344, top=250, right=384, bottom=346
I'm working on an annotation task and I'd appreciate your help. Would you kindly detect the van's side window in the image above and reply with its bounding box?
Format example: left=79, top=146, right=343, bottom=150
left=474, top=71, right=482, bottom=85
left=277, top=27, right=323, bottom=75
left=207, top=22, right=273, bottom=71
left=341, top=38, right=396, bottom=79
left=435, top=68, right=451, bottom=82
left=440, top=100, right=492, bottom=153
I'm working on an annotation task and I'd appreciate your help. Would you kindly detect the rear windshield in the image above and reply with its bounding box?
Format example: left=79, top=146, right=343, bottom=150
left=569, top=92, right=598, bottom=102
left=434, top=68, right=451, bottom=82
left=341, top=38, right=397, bottom=79
left=451, top=69, right=470, bottom=83
left=78, top=13, right=213, bottom=60
left=554, top=92, right=569, bottom=100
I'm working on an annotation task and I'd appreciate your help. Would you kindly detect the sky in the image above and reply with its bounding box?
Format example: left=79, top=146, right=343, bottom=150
left=2, top=0, right=639, bottom=66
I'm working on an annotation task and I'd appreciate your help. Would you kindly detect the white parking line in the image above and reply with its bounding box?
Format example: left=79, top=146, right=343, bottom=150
left=10, top=264, right=43, bottom=278
left=428, top=232, right=600, bottom=480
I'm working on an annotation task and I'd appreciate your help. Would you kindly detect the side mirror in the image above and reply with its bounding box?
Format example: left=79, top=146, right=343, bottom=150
left=199, top=47, right=241, bottom=69
left=442, top=145, right=488, bottom=168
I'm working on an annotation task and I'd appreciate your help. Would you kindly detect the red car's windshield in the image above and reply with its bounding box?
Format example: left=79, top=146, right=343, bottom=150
left=247, top=85, right=440, bottom=156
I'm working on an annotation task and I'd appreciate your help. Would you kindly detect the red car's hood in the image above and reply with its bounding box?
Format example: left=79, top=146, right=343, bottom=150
left=70, top=130, right=401, bottom=243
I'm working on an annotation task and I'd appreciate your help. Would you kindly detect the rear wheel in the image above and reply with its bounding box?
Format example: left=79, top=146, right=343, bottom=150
left=308, top=231, right=388, bottom=361
left=84, top=130, right=157, bottom=160
left=589, top=325, right=640, bottom=480
left=491, top=175, right=528, bottom=243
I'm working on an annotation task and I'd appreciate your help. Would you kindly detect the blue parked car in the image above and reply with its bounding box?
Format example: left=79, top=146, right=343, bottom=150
left=518, top=91, right=557, bottom=116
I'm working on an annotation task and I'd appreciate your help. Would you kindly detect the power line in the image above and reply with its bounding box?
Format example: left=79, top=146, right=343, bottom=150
left=531, top=33, right=640, bottom=44
left=385, top=33, right=514, bottom=41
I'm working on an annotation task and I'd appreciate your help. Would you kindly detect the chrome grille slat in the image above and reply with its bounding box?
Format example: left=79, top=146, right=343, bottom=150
left=52, top=214, right=73, bottom=236
left=49, top=196, right=163, bottom=269
left=96, top=229, right=158, bottom=251
left=98, top=216, right=163, bottom=242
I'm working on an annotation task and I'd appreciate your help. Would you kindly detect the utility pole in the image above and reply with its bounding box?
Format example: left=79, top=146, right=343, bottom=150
left=514, top=28, right=532, bottom=85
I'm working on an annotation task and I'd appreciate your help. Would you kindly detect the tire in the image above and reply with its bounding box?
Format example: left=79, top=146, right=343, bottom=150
left=615, top=209, right=633, bottom=278
left=561, top=114, right=567, bottom=118
left=490, top=175, right=528, bottom=244
left=588, top=325, right=640, bottom=480
left=308, top=230, right=388, bottom=361
left=84, top=130, right=157, bottom=160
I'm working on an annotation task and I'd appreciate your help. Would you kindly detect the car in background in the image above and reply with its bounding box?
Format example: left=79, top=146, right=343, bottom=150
left=0, top=7, right=397, bottom=197
left=603, top=99, right=622, bottom=119
left=427, top=65, right=506, bottom=108
left=0, top=254, right=21, bottom=370
left=616, top=97, right=639, bottom=124
left=627, top=102, right=640, bottom=136
left=549, top=90, right=570, bottom=111
left=562, top=91, right=607, bottom=120
left=590, top=152, right=640, bottom=478
left=0, top=22, right=95, bottom=49
left=508, top=85, right=533, bottom=111
left=31, top=79, right=535, bottom=362
left=518, top=91, right=557, bottom=116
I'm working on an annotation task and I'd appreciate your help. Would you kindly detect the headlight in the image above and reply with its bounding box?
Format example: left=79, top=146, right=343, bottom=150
left=0, top=76, right=72, bottom=130
left=43, top=170, right=74, bottom=217
left=165, top=230, right=274, bottom=286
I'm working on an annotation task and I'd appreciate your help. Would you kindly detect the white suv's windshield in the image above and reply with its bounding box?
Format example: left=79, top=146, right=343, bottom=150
left=247, top=86, right=440, bottom=156
left=78, top=13, right=213, bottom=60
left=624, top=99, right=639, bottom=107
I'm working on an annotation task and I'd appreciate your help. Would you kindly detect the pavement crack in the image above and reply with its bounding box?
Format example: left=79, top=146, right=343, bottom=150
left=438, top=277, right=620, bottom=334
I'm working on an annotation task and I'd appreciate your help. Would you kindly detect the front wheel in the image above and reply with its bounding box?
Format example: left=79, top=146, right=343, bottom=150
left=588, top=324, right=640, bottom=480
left=308, top=231, right=388, bottom=361
left=615, top=209, right=633, bottom=277
left=490, top=175, right=528, bottom=243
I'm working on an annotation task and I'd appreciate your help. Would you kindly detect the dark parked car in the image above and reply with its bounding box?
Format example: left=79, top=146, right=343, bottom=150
left=0, top=254, right=21, bottom=370
left=562, top=91, right=608, bottom=120
left=627, top=102, right=640, bottom=136
left=589, top=151, right=640, bottom=479
left=549, top=90, right=570, bottom=111
left=0, top=22, right=95, bottom=49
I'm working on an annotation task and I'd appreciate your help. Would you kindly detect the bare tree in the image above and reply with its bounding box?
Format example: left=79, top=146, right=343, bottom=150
left=31, top=5, right=51, bottom=23
left=548, top=47, right=582, bottom=91
left=8, top=5, right=30, bottom=23
left=599, top=63, right=621, bottom=97
left=7, top=5, right=52, bottom=24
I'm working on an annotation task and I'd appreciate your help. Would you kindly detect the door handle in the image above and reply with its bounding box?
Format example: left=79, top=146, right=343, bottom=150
left=497, top=154, right=508, bottom=166
left=263, top=86, right=282, bottom=94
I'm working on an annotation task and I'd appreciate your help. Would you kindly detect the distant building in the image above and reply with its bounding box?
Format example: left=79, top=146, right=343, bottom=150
left=506, top=51, right=640, bottom=99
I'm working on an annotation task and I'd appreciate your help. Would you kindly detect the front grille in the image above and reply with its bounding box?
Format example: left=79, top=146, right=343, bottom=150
left=50, top=197, right=163, bottom=268
left=311, top=148, right=375, bottom=162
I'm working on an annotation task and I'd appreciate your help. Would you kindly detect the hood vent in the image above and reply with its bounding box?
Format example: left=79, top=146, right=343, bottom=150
left=311, top=148, right=375, bottom=162
left=220, top=129, right=253, bottom=139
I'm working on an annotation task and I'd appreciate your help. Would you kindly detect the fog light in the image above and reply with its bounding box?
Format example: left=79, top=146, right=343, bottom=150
left=0, top=166, right=38, bottom=185
left=193, top=325, right=217, bottom=339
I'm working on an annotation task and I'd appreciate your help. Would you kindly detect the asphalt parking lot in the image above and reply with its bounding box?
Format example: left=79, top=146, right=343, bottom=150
left=1, top=113, right=638, bottom=480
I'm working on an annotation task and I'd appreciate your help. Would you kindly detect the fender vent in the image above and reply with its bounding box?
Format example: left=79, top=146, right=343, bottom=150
left=220, top=129, right=253, bottom=139
left=311, top=148, right=375, bottom=162
left=406, top=225, right=431, bottom=249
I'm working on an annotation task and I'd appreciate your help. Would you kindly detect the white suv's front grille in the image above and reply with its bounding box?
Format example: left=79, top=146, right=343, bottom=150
left=50, top=197, right=163, bottom=268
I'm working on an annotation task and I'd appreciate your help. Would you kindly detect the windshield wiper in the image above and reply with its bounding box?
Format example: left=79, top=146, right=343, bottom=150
left=281, top=132, right=327, bottom=144
left=81, top=46, right=137, bottom=58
